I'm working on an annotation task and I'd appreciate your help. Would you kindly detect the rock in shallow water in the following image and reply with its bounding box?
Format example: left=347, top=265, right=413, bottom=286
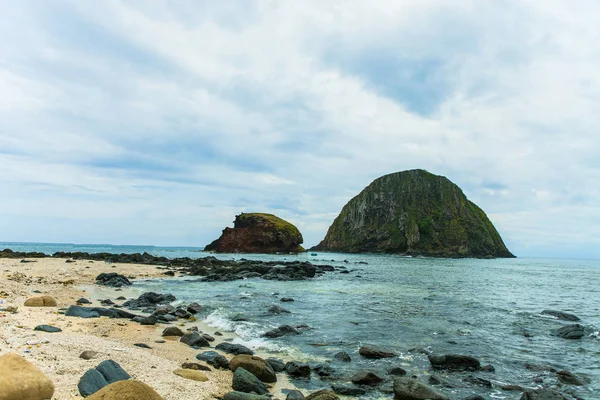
left=359, top=346, right=397, bottom=359
left=351, top=370, right=384, bottom=385
left=331, top=384, right=367, bottom=396
left=428, top=354, right=481, bottom=371
left=333, top=351, right=351, bottom=362
left=286, top=361, right=311, bottom=378
left=0, top=353, right=55, bottom=400
left=553, top=324, right=585, bottom=339
left=263, top=325, right=300, bottom=338
left=393, top=377, right=448, bottom=400
left=519, top=388, right=569, bottom=400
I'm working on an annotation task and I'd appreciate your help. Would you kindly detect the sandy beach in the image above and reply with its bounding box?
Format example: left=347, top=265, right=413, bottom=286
left=0, top=257, right=255, bottom=400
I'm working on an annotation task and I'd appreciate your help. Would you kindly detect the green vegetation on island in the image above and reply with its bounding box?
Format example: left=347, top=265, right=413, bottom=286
left=312, top=169, right=514, bottom=258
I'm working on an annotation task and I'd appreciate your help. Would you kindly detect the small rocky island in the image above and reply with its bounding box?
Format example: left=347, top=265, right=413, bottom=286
left=312, top=169, right=514, bottom=258
left=205, top=213, right=304, bottom=254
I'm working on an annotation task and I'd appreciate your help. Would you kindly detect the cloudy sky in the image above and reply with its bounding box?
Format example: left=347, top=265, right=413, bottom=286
left=1, top=1, right=599, bottom=258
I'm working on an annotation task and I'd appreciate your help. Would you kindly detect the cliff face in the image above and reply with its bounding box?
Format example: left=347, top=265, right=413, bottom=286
left=205, top=213, right=304, bottom=253
left=312, top=170, right=514, bottom=258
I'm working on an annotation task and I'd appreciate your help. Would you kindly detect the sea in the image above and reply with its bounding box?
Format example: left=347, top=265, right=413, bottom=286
left=3, top=242, right=599, bottom=399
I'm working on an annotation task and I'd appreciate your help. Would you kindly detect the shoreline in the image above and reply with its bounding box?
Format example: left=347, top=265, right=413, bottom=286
left=0, top=257, right=307, bottom=399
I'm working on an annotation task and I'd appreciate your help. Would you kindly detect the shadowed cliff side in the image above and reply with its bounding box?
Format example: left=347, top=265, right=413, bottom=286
left=312, top=169, right=514, bottom=258
left=205, top=213, right=304, bottom=254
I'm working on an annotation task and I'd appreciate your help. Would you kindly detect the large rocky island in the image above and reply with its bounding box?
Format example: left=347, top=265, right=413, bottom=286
left=205, top=213, right=304, bottom=253
left=312, top=169, right=514, bottom=258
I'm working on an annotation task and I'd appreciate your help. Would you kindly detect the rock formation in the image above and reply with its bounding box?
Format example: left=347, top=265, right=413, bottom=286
left=205, top=213, right=304, bottom=253
left=312, top=169, right=514, bottom=258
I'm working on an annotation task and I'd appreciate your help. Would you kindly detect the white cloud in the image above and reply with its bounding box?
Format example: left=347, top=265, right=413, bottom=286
left=1, top=0, right=600, bottom=257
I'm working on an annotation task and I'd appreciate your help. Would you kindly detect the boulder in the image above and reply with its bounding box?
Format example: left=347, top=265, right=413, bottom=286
left=223, top=392, right=270, bottom=400
left=95, top=273, right=132, bottom=287
left=389, top=367, right=407, bottom=376
left=331, top=384, right=367, bottom=396
left=263, top=325, right=300, bottom=338
left=230, top=355, right=277, bottom=383
left=34, top=324, right=62, bottom=333
left=162, top=327, right=184, bottom=337
left=232, top=367, right=269, bottom=395
left=196, top=351, right=230, bottom=369
left=139, top=315, right=158, bottom=325
left=187, top=302, right=202, bottom=314
left=304, top=389, right=340, bottom=400
left=285, top=361, right=311, bottom=378
left=351, top=370, right=383, bottom=385
left=173, top=369, right=208, bottom=381
left=180, top=332, right=210, bottom=348
left=268, top=305, right=291, bottom=314
left=519, top=389, right=569, bottom=400
left=393, top=377, right=448, bottom=400
left=65, top=306, right=136, bottom=319
left=24, top=296, right=57, bottom=307
left=78, top=369, right=109, bottom=397
left=0, top=353, right=55, bottom=400
left=541, top=310, right=580, bottom=321
left=96, top=360, right=131, bottom=383
left=86, top=380, right=163, bottom=400
left=553, top=324, right=584, bottom=339
left=359, top=346, right=397, bottom=359
left=122, top=292, right=175, bottom=309
left=286, top=390, right=305, bottom=399
left=266, top=358, right=286, bottom=372
left=428, top=354, right=481, bottom=371
left=216, top=342, right=254, bottom=355
left=333, top=351, right=351, bottom=362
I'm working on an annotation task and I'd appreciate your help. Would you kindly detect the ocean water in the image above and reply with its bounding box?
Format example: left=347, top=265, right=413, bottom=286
left=4, top=242, right=599, bottom=399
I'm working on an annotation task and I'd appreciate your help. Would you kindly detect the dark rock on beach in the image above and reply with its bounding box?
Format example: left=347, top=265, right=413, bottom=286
left=230, top=355, right=277, bottom=383
left=232, top=367, right=269, bottom=395
left=286, top=361, right=311, bottom=378
left=65, top=305, right=137, bottom=319
left=553, top=324, right=584, bottom=339
left=78, top=360, right=131, bottom=397
left=182, top=362, right=211, bottom=371
left=428, top=354, right=481, bottom=371
left=266, top=358, right=286, bottom=372
left=34, top=324, right=62, bottom=333
left=123, top=292, right=176, bottom=309
left=180, top=332, right=210, bottom=348
left=76, top=298, right=91, bottom=304
left=162, top=326, right=185, bottom=337
left=197, top=351, right=230, bottom=369
left=541, top=310, right=580, bottom=321
left=133, top=343, right=152, bottom=349
left=216, top=342, right=254, bottom=356
left=95, top=272, right=131, bottom=287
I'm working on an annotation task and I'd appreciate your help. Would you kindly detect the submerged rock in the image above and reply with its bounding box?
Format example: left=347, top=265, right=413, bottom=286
left=333, top=351, right=351, bottom=362
left=351, top=370, right=384, bottom=385
left=205, top=212, right=304, bottom=253
left=519, top=388, right=569, bottom=400
left=263, top=325, right=300, bottom=338
left=311, top=169, right=514, bottom=258
left=541, top=310, right=580, bottom=321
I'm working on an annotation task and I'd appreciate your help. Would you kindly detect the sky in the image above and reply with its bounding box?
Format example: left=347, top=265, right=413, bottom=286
left=1, top=1, right=600, bottom=258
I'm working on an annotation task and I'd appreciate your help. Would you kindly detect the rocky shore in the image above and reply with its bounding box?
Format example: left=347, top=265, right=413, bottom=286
left=0, top=252, right=592, bottom=399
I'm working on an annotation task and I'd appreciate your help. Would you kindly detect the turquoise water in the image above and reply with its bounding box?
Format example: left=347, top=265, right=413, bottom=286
left=4, top=242, right=599, bottom=399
